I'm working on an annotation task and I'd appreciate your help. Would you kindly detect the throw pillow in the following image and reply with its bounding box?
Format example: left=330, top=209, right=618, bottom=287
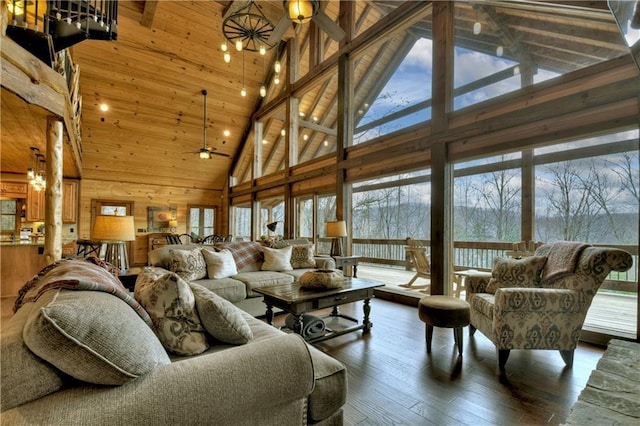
left=261, top=246, right=293, bottom=271
left=290, top=244, right=316, bottom=269
left=485, top=256, right=548, bottom=294
left=189, top=282, right=253, bottom=345
left=169, top=247, right=207, bottom=281
left=134, top=269, right=209, bottom=356
left=23, top=289, right=170, bottom=385
left=213, top=241, right=264, bottom=270
left=201, top=248, right=238, bottom=279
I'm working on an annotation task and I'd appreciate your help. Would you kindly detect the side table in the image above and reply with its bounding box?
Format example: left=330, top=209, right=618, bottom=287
left=118, top=267, right=142, bottom=292
left=333, top=255, right=360, bottom=278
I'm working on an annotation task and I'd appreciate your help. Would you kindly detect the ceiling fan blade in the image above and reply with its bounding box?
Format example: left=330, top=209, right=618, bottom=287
left=210, top=152, right=231, bottom=158
left=268, top=15, right=290, bottom=44
left=313, top=11, right=345, bottom=41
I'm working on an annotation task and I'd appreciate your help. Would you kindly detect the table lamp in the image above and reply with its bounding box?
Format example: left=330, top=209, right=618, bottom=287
left=326, top=220, right=347, bottom=257
left=92, top=215, right=136, bottom=273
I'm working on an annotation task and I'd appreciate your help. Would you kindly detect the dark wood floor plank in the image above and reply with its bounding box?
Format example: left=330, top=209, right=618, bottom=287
left=306, top=298, right=605, bottom=426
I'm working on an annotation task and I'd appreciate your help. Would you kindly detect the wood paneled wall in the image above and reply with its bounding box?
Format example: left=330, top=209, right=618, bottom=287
left=79, top=179, right=226, bottom=265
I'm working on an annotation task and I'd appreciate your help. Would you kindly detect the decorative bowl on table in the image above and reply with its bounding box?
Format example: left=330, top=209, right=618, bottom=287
left=299, top=269, right=345, bottom=289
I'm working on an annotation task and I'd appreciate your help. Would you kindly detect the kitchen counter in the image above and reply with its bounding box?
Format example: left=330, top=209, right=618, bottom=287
left=0, top=241, right=45, bottom=246
left=1, top=244, right=47, bottom=297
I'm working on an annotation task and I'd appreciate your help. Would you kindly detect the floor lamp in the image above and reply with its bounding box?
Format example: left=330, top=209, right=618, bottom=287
left=326, top=221, right=347, bottom=257
left=92, top=215, right=136, bottom=273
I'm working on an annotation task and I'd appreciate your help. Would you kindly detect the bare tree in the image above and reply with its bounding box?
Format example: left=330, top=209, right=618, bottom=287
left=537, top=160, right=601, bottom=241
left=475, top=168, right=520, bottom=241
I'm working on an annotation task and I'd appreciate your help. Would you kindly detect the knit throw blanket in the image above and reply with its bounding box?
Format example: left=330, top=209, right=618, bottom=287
left=14, top=257, right=152, bottom=327
left=541, top=241, right=589, bottom=282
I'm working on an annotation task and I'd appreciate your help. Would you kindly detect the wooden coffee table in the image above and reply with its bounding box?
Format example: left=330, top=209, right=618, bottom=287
left=253, top=278, right=385, bottom=343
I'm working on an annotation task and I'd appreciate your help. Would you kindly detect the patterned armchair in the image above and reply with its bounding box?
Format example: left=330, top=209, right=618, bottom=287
left=465, top=243, right=633, bottom=369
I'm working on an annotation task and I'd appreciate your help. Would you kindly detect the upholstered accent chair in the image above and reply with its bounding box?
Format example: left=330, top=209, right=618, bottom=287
left=466, top=242, right=633, bottom=369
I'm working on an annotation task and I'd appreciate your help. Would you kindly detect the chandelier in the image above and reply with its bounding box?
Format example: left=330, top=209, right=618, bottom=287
left=221, top=1, right=276, bottom=98
left=27, top=146, right=46, bottom=191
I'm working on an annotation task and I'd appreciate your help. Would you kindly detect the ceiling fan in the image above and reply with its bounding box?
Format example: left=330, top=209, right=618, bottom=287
left=268, top=0, right=346, bottom=44
left=185, top=90, right=230, bottom=160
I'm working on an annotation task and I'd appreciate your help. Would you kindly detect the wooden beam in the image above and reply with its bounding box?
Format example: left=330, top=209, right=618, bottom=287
left=141, top=1, right=159, bottom=28
left=44, top=116, right=63, bottom=264
left=430, top=0, right=454, bottom=296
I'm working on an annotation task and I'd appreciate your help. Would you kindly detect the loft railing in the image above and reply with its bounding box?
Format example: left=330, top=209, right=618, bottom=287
left=5, top=0, right=118, bottom=65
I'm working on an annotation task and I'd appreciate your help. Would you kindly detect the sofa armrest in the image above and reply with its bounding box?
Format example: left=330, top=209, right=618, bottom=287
left=2, top=334, right=315, bottom=425
left=315, top=256, right=336, bottom=269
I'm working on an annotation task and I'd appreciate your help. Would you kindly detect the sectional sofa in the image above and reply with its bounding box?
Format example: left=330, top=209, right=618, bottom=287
left=146, top=239, right=337, bottom=316
left=0, top=256, right=347, bottom=425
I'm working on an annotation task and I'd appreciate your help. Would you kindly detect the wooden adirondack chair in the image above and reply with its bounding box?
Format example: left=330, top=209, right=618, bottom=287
left=401, top=238, right=431, bottom=292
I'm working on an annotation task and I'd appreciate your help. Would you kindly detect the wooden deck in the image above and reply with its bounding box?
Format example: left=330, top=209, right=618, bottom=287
left=356, top=264, right=638, bottom=340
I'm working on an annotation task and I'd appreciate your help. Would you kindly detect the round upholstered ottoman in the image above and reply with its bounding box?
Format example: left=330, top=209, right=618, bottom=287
left=418, top=296, right=470, bottom=356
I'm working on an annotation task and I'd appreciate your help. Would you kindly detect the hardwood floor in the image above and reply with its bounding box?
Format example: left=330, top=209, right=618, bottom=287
left=302, top=298, right=604, bottom=426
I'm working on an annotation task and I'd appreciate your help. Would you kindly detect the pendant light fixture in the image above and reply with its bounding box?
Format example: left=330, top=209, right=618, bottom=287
left=473, top=9, right=481, bottom=35
left=221, top=0, right=277, bottom=98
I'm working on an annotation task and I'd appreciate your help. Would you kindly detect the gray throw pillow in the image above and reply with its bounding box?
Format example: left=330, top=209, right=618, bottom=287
left=189, top=282, right=253, bottom=345
left=23, top=289, right=170, bottom=385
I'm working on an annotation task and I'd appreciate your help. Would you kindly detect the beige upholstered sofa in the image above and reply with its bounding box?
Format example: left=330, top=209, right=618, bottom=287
left=147, top=239, right=336, bottom=316
left=465, top=242, right=633, bottom=369
left=1, top=258, right=347, bottom=425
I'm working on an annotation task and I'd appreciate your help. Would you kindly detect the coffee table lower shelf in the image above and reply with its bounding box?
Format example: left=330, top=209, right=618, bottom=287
left=253, top=278, right=385, bottom=343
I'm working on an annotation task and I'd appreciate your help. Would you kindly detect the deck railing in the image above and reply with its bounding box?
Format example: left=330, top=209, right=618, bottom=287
left=316, top=238, right=638, bottom=293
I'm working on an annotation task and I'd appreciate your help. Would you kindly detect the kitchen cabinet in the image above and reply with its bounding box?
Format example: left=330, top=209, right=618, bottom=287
left=26, top=180, right=78, bottom=223
left=0, top=182, right=28, bottom=198
left=26, top=184, right=45, bottom=222
left=62, top=181, right=78, bottom=223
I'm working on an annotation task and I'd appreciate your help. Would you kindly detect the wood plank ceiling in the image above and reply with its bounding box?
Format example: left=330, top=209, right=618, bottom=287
left=0, top=1, right=628, bottom=192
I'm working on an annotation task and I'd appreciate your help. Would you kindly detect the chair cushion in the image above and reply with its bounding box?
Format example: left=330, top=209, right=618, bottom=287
left=169, top=247, right=207, bottom=281
left=485, top=256, right=547, bottom=294
left=290, top=244, right=316, bottom=269
left=23, top=289, right=170, bottom=385
left=201, top=248, right=238, bottom=279
left=134, top=269, right=209, bottom=356
left=261, top=246, right=293, bottom=271
left=189, top=282, right=253, bottom=345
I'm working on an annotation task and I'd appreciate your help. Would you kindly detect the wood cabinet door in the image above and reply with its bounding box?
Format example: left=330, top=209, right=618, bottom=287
left=62, top=181, right=78, bottom=223
left=26, top=185, right=45, bottom=222
left=0, top=182, right=28, bottom=198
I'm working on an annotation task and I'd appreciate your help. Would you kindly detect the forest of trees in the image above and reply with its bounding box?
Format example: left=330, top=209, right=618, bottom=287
left=351, top=152, right=639, bottom=246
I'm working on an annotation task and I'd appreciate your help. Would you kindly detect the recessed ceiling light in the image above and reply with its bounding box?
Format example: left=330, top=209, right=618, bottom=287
left=262, top=139, right=268, bottom=144
left=223, top=129, right=231, bottom=137
left=99, top=104, right=108, bottom=112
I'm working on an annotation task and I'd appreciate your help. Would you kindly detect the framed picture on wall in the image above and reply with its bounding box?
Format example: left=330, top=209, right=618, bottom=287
left=148, top=205, right=177, bottom=232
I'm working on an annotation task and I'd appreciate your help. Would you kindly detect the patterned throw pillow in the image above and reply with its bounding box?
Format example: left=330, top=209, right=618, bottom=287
left=134, top=269, right=209, bottom=356
left=169, top=248, right=206, bottom=281
left=485, top=256, right=547, bottom=294
left=189, top=282, right=253, bottom=345
left=261, top=246, right=293, bottom=271
left=290, top=244, right=316, bottom=269
left=201, top=249, right=238, bottom=279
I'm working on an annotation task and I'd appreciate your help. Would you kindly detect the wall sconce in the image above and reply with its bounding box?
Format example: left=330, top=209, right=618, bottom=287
left=168, top=219, right=178, bottom=232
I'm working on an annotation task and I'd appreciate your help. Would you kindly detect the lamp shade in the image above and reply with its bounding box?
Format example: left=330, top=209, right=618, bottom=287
left=92, top=215, right=135, bottom=241
left=168, top=219, right=178, bottom=228
left=326, top=221, right=347, bottom=237
left=286, top=0, right=317, bottom=24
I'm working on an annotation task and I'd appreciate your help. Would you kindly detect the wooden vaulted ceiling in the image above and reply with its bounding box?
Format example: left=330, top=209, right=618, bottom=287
left=0, top=1, right=629, bottom=192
